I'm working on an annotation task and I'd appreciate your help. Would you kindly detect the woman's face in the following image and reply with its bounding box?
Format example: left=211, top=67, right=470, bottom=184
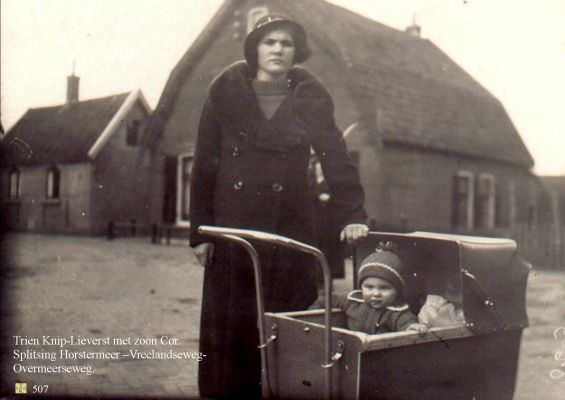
left=256, top=28, right=295, bottom=81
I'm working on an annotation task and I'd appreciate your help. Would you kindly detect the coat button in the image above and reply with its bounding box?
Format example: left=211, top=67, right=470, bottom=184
left=272, top=183, right=283, bottom=192
left=232, top=146, right=240, bottom=157
left=234, top=181, right=244, bottom=190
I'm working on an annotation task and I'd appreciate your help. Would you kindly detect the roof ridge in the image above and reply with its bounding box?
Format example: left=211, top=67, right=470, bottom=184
left=27, top=92, right=131, bottom=111
left=145, top=0, right=241, bottom=145
left=318, top=0, right=404, bottom=34
left=4, top=91, right=134, bottom=165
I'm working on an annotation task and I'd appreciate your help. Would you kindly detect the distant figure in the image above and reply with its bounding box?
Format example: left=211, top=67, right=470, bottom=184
left=311, top=246, right=428, bottom=335
left=189, top=15, right=368, bottom=399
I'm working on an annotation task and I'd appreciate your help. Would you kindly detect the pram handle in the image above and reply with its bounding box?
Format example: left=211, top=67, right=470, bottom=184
left=198, top=225, right=335, bottom=400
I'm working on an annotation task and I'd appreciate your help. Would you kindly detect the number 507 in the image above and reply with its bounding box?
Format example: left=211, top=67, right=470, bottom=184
left=33, top=384, right=48, bottom=393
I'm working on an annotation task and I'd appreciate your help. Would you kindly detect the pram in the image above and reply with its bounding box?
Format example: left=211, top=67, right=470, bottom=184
left=199, top=226, right=530, bottom=400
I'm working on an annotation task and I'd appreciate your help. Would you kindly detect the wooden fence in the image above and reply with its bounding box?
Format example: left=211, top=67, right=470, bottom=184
left=509, top=223, right=564, bottom=270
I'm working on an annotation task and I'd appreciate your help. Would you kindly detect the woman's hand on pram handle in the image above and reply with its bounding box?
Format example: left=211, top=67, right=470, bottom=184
left=340, top=223, right=369, bottom=245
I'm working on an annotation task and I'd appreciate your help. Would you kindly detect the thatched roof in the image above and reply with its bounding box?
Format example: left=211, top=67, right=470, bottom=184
left=147, top=0, right=534, bottom=168
left=3, top=91, right=150, bottom=165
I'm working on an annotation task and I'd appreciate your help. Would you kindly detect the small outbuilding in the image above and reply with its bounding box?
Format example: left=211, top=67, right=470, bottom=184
left=1, top=75, right=152, bottom=235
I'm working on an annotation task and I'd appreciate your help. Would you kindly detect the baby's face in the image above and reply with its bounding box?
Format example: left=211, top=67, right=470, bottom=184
left=361, top=277, right=398, bottom=309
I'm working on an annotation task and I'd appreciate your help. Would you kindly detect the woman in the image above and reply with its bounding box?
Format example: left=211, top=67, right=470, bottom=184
left=189, top=15, right=368, bottom=399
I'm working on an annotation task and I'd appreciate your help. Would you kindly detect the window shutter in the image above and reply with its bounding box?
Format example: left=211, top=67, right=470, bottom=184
left=9, top=167, right=20, bottom=199
left=126, top=120, right=140, bottom=146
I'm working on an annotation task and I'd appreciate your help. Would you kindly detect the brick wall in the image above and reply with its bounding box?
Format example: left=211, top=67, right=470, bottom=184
left=351, top=141, right=537, bottom=234
left=1, top=163, right=92, bottom=233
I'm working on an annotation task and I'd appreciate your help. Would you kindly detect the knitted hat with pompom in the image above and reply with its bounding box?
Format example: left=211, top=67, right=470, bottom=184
left=357, top=245, right=406, bottom=295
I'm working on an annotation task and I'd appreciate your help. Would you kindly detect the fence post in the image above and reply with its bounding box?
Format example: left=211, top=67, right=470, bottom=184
left=151, top=223, right=159, bottom=244
left=106, top=221, right=115, bottom=240
left=166, top=226, right=172, bottom=245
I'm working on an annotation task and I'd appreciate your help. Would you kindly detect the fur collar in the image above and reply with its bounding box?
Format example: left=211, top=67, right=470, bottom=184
left=207, top=61, right=335, bottom=130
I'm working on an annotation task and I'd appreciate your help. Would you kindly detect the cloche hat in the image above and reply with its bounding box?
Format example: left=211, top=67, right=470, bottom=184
left=244, top=14, right=311, bottom=71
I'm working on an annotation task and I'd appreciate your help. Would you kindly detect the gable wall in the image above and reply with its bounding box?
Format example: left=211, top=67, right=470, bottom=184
left=149, top=0, right=365, bottom=226
left=147, top=3, right=248, bottom=226
left=92, top=100, right=151, bottom=234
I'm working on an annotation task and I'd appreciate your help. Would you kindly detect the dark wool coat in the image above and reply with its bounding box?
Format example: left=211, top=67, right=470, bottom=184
left=189, top=61, right=366, bottom=399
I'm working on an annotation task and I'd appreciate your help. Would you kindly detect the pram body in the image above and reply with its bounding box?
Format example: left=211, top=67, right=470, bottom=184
left=199, top=227, right=530, bottom=400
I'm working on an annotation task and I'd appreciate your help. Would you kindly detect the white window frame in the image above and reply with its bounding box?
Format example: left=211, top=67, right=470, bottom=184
left=508, top=180, right=516, bottom=228
left=46, top=166, right=60, bottom=199
left=476, top=173, right=496, bottom=230
left=247, top=6, right=269, bottom=33
left=453, top=171, right=474, bottom=231
left=9, top=168, right=20, bottom=199
left=175, top=153, right=193, bottom=227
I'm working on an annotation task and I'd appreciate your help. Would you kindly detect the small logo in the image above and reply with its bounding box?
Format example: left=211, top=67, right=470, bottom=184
left=15, top=382, right=27, bottom=394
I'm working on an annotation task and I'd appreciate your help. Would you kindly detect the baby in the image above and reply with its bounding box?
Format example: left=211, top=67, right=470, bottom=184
left=311, top=246, right=428, bottom=335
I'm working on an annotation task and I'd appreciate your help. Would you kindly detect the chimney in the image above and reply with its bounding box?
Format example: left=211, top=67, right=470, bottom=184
left=66, top=74, right=79, bottom=105
left=405, top=14, right=421, bottom=38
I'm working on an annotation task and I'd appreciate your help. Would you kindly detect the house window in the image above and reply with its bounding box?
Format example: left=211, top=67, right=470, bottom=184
left=475, top=173, right=496, bottom=230
left=176, top=154, right=193, bottom=224
left=9, top=167, right=20, bottom=199
left=451, top=171, right=474, bottom=231
left=508, top=181, right=516, bottom=227
left=126, top=120, right=140, bottom=146
left=46, top=166, right=60, bottom=199
left=247, top=6, right=269, bottom=33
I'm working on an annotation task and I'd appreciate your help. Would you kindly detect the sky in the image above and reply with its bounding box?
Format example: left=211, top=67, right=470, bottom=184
left=1, top=0, right=564, bottom=175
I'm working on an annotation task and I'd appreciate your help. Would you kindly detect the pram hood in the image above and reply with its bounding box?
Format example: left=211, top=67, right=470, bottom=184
left=356, top=231, right=531, bottom=334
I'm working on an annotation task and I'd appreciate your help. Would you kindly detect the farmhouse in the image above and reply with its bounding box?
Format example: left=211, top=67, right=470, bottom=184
left=143, top=0, right=550, bottom=264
